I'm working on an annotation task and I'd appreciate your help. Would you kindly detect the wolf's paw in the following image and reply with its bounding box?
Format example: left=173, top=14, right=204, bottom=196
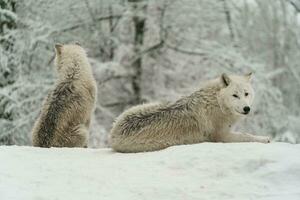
left=256, top=136, right=270, bottom=143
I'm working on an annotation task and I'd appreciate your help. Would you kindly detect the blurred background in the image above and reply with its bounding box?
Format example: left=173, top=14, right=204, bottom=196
left=0, top=0, right=299, bottom=147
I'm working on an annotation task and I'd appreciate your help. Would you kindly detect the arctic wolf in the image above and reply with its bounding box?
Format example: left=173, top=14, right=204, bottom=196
left=110, top=73, right=270, bottom=153
left=32, top=43, right=97, bottom=147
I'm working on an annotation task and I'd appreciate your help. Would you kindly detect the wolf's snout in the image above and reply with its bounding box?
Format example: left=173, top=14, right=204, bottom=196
left=243, top=106, right=250, bottom=114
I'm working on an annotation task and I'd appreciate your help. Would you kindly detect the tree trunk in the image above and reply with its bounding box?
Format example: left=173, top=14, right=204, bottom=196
left=129, top=0, right=147, bottom=104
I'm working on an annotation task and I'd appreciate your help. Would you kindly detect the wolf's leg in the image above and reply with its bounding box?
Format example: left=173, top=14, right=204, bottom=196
left=76, top=124, right=89, bottom=147
left=67, top=124, right=89, bottom=147
left=111, top=135, right=169, bottom=153
left=218, top=132, right=270, bottom=143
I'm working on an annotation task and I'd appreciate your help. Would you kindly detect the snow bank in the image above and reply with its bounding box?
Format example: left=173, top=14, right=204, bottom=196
left=0, top=143, right=299, bottom=200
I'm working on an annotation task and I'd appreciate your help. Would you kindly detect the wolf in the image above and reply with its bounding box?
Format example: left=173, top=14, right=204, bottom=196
left=32, top=43, right=97, bottom=148
left=110, top=73, right=270, bottom=153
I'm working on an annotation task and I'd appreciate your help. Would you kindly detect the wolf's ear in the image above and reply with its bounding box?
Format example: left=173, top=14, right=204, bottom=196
left=221, top=73, right=231, bottom=86
left=74, top=41, right=81, bottom=46
left=244, top=72, right=253, bottom=82
left=55, top=43, right=63, bottom=54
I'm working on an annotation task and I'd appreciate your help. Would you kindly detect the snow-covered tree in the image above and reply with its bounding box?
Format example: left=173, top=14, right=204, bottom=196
left=0, top=0, right=298, bottom=146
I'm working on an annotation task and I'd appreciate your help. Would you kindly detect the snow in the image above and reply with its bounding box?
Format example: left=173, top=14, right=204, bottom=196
left=0, top=9, right=18, bottom=22
left=0, top=143, right=300, bottom=200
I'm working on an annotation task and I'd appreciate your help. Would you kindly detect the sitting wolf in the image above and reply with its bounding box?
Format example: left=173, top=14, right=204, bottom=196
left=32, top=43, right=97, bottom=148
left=110, top=73, right=270, bottom=153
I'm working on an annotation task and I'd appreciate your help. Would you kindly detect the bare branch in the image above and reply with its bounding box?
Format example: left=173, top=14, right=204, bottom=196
left=50, top=15, right=122, bottom=35
left=98, top=75, right=133, bottom=86
left=129, top=40, right=164, bottom=65
left=222, top=0, right=235, bottom=40
left=165, top=42, right=206, bottom=56
left=289, top=0, right=300, bottom=12
left=84, top=0, right=97, bottom=22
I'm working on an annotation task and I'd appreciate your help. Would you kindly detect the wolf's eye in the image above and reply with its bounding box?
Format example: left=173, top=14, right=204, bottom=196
left=232, top=94, right=239, bottom=98
left=245, top=92, right=249, bottom=97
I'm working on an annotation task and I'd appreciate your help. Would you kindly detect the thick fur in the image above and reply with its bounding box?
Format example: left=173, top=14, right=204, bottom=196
left=32, top=43, right=97, bottom=147
left=110, top=73, right=270, bottom=153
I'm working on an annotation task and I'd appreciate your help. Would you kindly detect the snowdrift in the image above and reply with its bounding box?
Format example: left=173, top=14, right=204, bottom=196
left=0, top=143, right=299, bottom=200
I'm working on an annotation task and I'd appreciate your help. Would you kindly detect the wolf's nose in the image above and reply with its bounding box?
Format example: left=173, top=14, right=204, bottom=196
left=243, top=106, right=250, bottom=114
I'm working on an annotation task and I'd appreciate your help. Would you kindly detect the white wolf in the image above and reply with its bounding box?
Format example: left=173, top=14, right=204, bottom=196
left=110, top=73, right=270, bottom=153
left=32, top=43, right=97, bottom=148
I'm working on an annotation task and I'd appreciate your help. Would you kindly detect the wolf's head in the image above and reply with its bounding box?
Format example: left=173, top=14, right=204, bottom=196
left=54, top=43, right=88, bottom=75
left=217, top=73, right=254, bottom=116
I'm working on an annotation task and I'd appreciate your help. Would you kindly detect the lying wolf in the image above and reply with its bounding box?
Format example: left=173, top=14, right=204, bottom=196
left=110, top=73, right=270, bottom=153
left=32, top=43, right=97, bottom=148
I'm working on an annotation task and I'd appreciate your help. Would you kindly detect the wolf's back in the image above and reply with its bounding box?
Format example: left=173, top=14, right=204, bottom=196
left=34, top=81, right=80, bottom=147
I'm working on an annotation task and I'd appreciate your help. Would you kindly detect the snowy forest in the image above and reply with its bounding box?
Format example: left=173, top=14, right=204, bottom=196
left=0, top=0, right=299, bottom=147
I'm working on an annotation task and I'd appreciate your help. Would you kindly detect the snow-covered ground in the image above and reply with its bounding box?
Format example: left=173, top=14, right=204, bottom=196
left=0, top=143, right=299, bottom=200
